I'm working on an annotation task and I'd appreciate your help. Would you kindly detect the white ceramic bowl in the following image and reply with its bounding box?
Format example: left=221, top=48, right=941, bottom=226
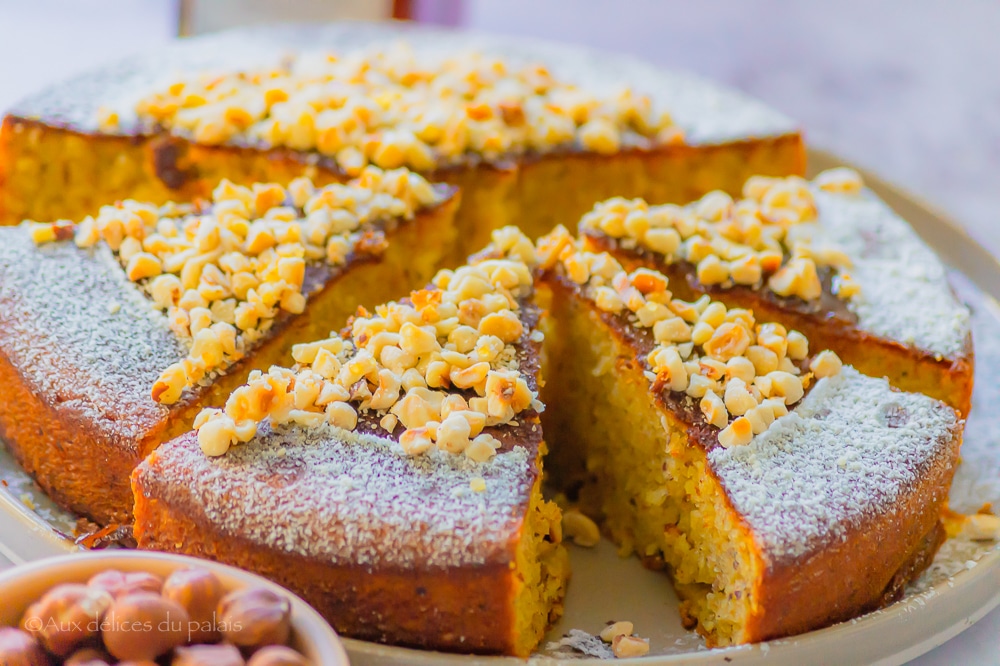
left=0, top=550, right=350, bottom=665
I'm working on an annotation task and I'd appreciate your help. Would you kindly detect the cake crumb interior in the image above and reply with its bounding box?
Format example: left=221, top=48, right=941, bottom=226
left=512, top=464, right=570, bottom=657
left=538, top=280, right=763, bottom=646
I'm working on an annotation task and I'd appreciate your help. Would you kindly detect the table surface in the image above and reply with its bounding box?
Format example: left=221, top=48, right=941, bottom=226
left=0, top=0, right=997, bottom=663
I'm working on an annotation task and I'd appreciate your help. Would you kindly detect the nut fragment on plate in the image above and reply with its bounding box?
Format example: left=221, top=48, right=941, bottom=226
left=612, top=634, right=650, bottom=658
left=598, top=621, right=650, bottom=658
left=963, top=513, right=1000, bottom=541
left=598, top=621, right=634, bottom=643
left=562, top=509, right=601, bottom=547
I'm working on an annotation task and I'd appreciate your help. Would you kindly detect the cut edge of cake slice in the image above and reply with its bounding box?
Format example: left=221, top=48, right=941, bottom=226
left=533, top=226, right=962, bottom=646
left=133, top=231, right=569, bottom=657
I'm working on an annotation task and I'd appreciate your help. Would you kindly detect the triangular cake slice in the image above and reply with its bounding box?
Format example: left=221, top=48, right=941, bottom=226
left=534, top=227, right=963, bottom=645
left=579, top=167, right=973, bottom=415
left=0, top=23, right=803, bottom=259
left=0, top=167, right=457, bottom=524
left=132, top=234, right=568, bottom=657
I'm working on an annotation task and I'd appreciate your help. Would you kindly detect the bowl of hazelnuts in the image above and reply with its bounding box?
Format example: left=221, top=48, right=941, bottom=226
left=0, top=550, right=349, bottom=665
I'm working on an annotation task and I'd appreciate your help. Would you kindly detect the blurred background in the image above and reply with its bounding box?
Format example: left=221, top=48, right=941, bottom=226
left=0, top=1, right=997, bottom=663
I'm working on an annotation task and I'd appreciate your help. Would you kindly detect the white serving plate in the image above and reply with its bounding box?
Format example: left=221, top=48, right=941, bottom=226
left=1, top=150, right=998, bottom=665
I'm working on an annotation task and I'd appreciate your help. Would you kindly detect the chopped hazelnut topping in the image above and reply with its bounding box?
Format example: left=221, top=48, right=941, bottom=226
left=28, top=221, right=58, bottom=244
left=814, top=166, right=865, bottom=194
left=132, top=45, right=680, bottom=171
left=192, top=227, right=541, bottom=458
left=718, top=416, right=753, bottom=448
left=541, top=229, right=844, bottom=447
left=465, top=435, right=498, bottom=463
left=578, top=169, right=865, bottom=303
left=832, top=272, right=861, bottom=299
left=809, top=350, right=843, bottom=379
left=31, top=167, right=444, bottom=407
left=198, top=412, right=238, bottom=457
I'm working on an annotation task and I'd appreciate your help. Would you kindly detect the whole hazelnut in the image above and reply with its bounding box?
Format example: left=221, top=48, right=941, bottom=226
left=217, top=588, right=291, bottom=650
left=162, top=568, right=226, bottom=643
left=247, top=645, right=310, bottom=666
left=87, top=570, right=163, bottom=598
left=172, top=644, right=245, bottom=666
left=0, top=627, right=50, bottom=666
left=102, top=592, right=190, bottom=662
left=64, top=646, right=112, bottom=665
left=20, top=583, right=112, bottom=656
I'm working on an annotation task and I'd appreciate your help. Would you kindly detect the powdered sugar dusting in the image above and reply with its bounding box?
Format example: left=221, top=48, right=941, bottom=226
left=710, top=367, right=959, bottom=563
left=0, top=227, right=184, bottom=446
left=11, top=23, right=795, bottom=147
left=138, top=421, right=537, bottom=568
left=812, top=188, right=971, bottom=358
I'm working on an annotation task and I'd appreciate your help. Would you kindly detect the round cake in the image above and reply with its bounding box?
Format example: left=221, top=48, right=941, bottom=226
left=0, top=21, right=974, bottom=659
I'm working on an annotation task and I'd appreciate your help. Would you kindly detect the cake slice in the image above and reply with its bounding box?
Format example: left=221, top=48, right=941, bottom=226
left=535, top=229, right=963, bottom=645
left=0, top=167, right=457, bottom=524
left=580, top=168, right=973, bottom=415
left=0, top=22, right=804, bottom=258
left=132, top=236, right=568, bottom=657
left=133, top=227, right=964, bottom=652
